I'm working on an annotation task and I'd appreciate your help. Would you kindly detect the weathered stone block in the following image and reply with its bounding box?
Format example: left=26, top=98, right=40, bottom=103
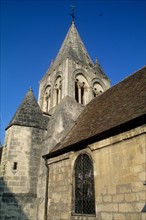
left=60, top=212, right=69, bottom=220
left=138, top=192, right=146, bottom=201
left=103, top=195, right=112, bottom=203
left=138, top=172, right=145, bottom=181
left=108, top=187, right=116, bottom=194
left=113, top=194, right=124, bottom=203
left=101, top=212, right=113, bottom=220
left=126, top=213, right=142, bottom=220
left=98, top=203, right=118, bottom=212
left=114, top=213, right=126, bottom=220
left=119, top=203, right=134, bottom=212
left=8, top=181, right=20, bottom=187
left=135, top=202, right=144, bottom=212
left=125, top=193, right=138, bottom=202
left=117, top=184, right=132, bottom=194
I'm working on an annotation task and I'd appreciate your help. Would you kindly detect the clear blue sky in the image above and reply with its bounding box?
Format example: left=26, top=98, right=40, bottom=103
left=0, top=0, right=146, bottom=144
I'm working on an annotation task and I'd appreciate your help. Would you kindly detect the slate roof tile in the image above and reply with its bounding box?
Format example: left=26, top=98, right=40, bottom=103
left=7, top=88, right=49, bottom=130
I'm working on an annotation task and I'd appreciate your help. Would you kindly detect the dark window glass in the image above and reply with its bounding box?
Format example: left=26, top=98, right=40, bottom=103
left=74, top=154, right=95, bottom=215
left=75, top=80, right=79, bottom=102
left=13, top=162, right=17, bottom=170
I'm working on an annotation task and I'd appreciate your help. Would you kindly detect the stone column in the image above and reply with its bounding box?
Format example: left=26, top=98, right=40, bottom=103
left=78, top=83, right=81, bottom=104
left=64, top=58, right=69, bottom=97
left=84, top=86, right=88, bottom=105
left=58, top=87, right=61, bottom=104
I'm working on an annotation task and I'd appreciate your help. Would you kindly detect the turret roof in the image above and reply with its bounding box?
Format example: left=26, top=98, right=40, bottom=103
left=7, top=88, right=49, bottom=130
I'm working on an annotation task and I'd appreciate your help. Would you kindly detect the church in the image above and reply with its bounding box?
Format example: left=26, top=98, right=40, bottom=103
left=0, top=18, right=146, bottom=220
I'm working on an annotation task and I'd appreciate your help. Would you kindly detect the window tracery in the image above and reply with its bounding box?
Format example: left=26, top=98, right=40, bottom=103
left=74, top=153, right=95, bottom=215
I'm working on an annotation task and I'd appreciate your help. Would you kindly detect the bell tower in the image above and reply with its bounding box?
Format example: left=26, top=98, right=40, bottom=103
left=38, top=21, right=110, bottom=114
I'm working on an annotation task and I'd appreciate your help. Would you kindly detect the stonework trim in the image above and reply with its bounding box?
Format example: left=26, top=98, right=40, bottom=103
left=72, top=69, right=92, bottom=87
left=71, top=150, right=96, bottom=216
left=6, top=123, right=47, bottom=131
left=90, top=125, right=146, bottom=151
left=47, top=152, right=70, bottom=165
left=92, top=77, right=107, bottom=91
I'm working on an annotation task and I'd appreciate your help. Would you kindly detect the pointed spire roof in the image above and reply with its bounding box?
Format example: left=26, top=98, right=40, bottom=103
left=7, top=88, right=48, bottom=130
left=54, top=22, right=94, bottom=67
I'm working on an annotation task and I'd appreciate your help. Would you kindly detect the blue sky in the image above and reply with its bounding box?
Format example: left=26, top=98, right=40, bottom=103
left=0, top=0, right=146, bottom=144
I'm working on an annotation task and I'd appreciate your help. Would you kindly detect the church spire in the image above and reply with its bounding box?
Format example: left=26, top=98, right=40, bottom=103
left=53, top=22, right=93, bottom=67
left=38, top=12, right=110, bottom=114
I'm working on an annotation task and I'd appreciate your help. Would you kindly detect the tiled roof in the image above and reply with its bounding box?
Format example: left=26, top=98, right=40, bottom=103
left=7, top=88, right=49, bottom=130
left=45, top=66, right=146, bottom=158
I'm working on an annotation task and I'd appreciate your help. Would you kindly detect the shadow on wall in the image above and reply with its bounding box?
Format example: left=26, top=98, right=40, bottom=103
left=0, top=177, right=36, bottom=220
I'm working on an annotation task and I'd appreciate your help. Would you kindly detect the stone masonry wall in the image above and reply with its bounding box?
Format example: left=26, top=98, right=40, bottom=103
left=90, top=125, right=146, bottom=220
left=0, top=125, right=45, bottom=220
left=36, top=96, right=84, bottom=220
left=47, top=153, right=72, bottom=220
left=47, top=125, right=146, bottom=220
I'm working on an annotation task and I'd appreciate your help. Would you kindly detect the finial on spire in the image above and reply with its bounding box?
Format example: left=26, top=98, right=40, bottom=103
left=95, top=57, right=99, bottom=64
left=69, top=0, right=77, bottom=23
left=29, top=86, right=33, bottom=91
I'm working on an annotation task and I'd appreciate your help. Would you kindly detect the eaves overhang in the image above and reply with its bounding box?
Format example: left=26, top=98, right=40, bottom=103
left=42, top=114, right=146, bottom=160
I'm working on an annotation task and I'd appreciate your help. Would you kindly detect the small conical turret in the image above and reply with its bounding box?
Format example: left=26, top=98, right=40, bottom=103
left=7, top=88, right=48, bottom=130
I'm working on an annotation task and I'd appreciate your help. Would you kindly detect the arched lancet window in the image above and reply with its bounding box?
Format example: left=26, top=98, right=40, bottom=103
left=75, top=75, right=89, bottom=105
left=75, top=79, right=79, bottom=103
left=74, top=153, right=95, bottom=215
left=93, top=82, right=103, bottom=97
left=54, top=76, right=62, bottom=106
left=43, top=85, right=51, bottom=112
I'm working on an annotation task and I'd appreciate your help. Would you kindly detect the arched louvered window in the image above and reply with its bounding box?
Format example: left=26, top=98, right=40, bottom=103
left=74, top=153, right=95, bottom=215
left=43, top=85, right=51, bottom=112
left=54, top=76, right=62, bottom=106
left=93, top=82, right=103, bottom=97
left=75, top=79, right=79, bottom=103
left=75, top=74, right=89, bottom=105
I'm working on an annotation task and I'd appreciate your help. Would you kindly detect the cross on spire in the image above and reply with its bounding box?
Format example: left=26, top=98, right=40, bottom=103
left=69, top=0, right=77, bottom=23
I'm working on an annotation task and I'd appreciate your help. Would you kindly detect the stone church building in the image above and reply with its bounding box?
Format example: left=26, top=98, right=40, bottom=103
left=0, top=21, right=146, bottom=220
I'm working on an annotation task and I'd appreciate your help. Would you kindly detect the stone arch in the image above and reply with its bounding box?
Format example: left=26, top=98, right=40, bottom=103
left=92, top=78, right=106, bottom=97
left=74, top=72, right=90, bottom=105
left=93, top=82, right=104, bottom=97
left=43, top=84, right=51, bottom=113
left=72, top=152, right=96, bottom=215
left=53, top=75, right=62, bottom=107
left=72, top=69, right=92, bottom=87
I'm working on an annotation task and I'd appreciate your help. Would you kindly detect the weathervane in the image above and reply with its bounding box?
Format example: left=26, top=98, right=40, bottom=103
left=69, top=0, right=77, bottom=23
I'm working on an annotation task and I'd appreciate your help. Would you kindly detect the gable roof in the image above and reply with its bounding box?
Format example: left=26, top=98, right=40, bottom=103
left=7, top=88, right=49, bottom=130
left=44, top=66, right=146, bottom=159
